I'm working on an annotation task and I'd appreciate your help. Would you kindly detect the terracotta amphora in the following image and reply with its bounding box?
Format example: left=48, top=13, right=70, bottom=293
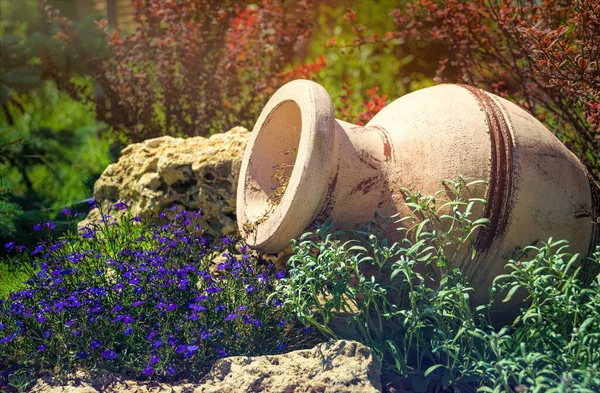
left=236, top=79, right=600, bottom=305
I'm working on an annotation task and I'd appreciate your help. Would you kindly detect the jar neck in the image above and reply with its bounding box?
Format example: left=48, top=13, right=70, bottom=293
left=310, top=120, right=395, bottom=230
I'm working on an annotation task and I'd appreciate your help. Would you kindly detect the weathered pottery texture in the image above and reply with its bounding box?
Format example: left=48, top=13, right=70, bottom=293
left=237, top=79, right=600, bottom=305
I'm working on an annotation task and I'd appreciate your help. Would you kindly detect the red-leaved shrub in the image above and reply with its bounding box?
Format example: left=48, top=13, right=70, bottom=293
left=336, top=0, right=599, bottom=180
left=42, top=0, right=325, bottom=141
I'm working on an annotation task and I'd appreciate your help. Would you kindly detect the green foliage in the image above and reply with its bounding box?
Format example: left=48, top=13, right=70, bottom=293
left=0, top=262, right=29, bottom=299
left=482, top=241, right=600, bottom=393
left=308, top=0, right=436, bottom=121
left=277, top=179, right=600, bottom=392
left=276, top=177, right=492, bottom=390
left=0, top=178, right=23, bottom=238
left=0, top=81, right=112, bottom=245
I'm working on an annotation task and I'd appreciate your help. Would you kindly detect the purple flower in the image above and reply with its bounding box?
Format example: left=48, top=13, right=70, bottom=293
left=0, top=335, right=15, bottom=344
left=201, top=331, right=213, bottom=340
left=131, top=301, right=146, bottom=307
left=4, top=242, right=16, bottom=252
left=101, top=349, right=118, bottom=360
left=214, top=303, right=226, bottom=312
left=216, top=347, right=228, bottom=358
left=44, top=330, right=52, bottom=339
left=31, top=244, right=45, bottom=255
left=225, top=313, right=238, bottom=322
left=88, top=199, right=99, bottom=210
left=37, top=344, right=47, bottom=352
left=277, top=342, right=286, bottom=352
left=36, top=313, right=48, bottom=323
left=176, top=345, right=186, bottom=354
left=33, top=222, right=42, bottom=231
left=167, top=303, right=178, bottom=312
left=79, top=227, right=95, bottom=239
left=60, top=207, right=72, bottom=216
left=217, top=262, right=229, bottom=271
left=178, top=279, right=189, bottom=290
left=302, top=327, right=314, bottom=335
left=150, top=355, right=160, bottom=365
left=90, top=339, right=102, bottom=350
left=187, top=345, right=199, bottom=353
left=113, top=200, right=128, bottom=211
left=276, top=271, right=285, bottom=279
left=246, top=285, right=256, bottom=294
left=166, top=365, right=177, bottom=376
left=141, top=366, right=155, bottom=376
left=123, top=315, right=135, bottom=324
left=76, top=351, right=89, bottom=359
left=152, top=339, right=163, bottom=349
left=124, top=327, right=133, bottom=336
left=189, top=304, right=206, bottom=313
left=44, top=220, right=56, bottom=230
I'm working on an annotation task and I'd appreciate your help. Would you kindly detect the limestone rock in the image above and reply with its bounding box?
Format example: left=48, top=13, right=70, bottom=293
left=198, top=340, right=382, bottom=393
left=80, top=127, right=249, bottom=236
left=29, top=340, right=382, bottom=393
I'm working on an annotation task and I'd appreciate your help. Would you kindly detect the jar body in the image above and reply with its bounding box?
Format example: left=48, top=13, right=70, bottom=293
left=236, top=80, right=599, bottom=303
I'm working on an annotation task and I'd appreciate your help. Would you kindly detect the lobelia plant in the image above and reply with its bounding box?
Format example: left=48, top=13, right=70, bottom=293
left=276, top=178, right=600, bottom=392
left=0, top=201, right=319, bottom=389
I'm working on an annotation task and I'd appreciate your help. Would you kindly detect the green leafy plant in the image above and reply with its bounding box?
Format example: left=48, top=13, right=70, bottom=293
left=481, top=241, right=600, bottom=393
left=0, top=81, right=112, bottom=247
left=276, top=178, right=600, bottom=392
left=0, top=178, right=23, bottom=238
left=275, top=177, right=493, bottom=391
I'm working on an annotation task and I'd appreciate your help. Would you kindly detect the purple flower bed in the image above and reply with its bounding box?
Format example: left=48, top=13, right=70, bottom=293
left=0, top=202, right=319, bottom=386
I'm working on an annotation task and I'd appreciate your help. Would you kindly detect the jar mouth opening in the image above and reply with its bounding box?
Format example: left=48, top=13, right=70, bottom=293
left=243, top=100, right=302, bottom=226
left=236, top=80, right=336, bottom=253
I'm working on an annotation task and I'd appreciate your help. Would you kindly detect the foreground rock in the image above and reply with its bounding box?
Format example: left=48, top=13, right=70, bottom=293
left=30, top=340, right=382, bottom=393
left=80, top=127, right=249, bottom=236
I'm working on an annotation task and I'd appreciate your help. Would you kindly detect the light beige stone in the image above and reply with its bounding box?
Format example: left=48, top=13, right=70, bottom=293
left=80, top=127, right=250, bottom=236
left=29, top=340, right=382, bottom=393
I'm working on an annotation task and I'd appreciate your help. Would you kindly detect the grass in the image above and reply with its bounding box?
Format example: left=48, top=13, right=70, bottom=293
left=0, top=263, right=28, bottom=299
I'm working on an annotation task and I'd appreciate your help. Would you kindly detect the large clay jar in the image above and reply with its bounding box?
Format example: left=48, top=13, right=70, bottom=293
left=236, top=79, right=600, bottom=304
